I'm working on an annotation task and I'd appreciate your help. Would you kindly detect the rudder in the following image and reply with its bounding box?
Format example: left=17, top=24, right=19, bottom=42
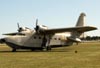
left=76, top=13, right=86, bottom=27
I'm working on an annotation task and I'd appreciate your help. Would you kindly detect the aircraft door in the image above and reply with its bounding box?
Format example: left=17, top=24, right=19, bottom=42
left=41, top=36, right=47, bottom=48
left=41, top=35, right=51, bottom=50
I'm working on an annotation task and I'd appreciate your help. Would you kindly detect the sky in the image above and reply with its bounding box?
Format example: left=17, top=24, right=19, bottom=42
left=0, top=0, right=100, bottom=37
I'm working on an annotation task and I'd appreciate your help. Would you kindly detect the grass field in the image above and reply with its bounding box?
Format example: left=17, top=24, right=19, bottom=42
left=0, top=42, right=100, bottom=68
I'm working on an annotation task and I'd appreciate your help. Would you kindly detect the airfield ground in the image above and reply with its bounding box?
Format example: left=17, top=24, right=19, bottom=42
left=0, top=42, right=100, bottom=68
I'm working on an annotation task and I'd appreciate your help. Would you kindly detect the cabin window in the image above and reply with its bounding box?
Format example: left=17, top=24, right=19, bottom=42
left=58, top=38, right=61, bottom=40
left=54, top=38, right=57, bottom=40
left=39, top=37, right=41, bottom=39
left=34, top=36, right=36, bottom=39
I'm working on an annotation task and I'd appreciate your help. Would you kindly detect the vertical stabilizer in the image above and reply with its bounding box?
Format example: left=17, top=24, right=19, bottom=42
left=70, top=13, right=86, bottom=42
left=76, top=13, right=86, bottom=27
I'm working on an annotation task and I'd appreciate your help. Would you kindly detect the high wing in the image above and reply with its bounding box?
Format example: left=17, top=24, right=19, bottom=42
left=44, top=26, right=97, bottom=34
left=3, top=32, right=25, bottom=36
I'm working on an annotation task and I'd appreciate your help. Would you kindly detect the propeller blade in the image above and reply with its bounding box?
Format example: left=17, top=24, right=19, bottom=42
left=36, top=19, right=38, bottom=26
left=17, top=23, right=21, bottom=32
left=35, top=19, right=39, bottom=32
left=17, top=23, right=20, bottom=29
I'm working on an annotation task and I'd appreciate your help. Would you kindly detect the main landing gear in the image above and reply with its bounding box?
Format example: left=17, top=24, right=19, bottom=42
left=41, top=35, right=52, bottom=51
left=46, top=46, right=51, bottom=51
left=12, top=48, right=16, bottom=52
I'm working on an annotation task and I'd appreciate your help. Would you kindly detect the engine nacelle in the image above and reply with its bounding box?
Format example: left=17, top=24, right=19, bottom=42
left=36, top=25, right=48, bottom=33
left=18, top=27, right=30, bottom=32
left=39, top=25, right=48, bottom=30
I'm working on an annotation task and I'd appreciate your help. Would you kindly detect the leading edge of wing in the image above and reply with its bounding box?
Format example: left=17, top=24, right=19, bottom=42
left=44, top=26, right=97, bottom=34
left=3, top=32, right=25, bottom=36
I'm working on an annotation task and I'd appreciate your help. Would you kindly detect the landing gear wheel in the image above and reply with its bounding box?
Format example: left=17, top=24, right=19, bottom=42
left=40, top=48, right=44, bottom=51
left=46, top=46, right=51, bottom=51
left=12, top=48, right=16, bottom=52
left=31, top=49, right=35, bottom=51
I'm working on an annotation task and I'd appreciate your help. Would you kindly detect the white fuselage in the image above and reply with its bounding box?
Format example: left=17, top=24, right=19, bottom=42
left=4, top=30, right=73, bottom=49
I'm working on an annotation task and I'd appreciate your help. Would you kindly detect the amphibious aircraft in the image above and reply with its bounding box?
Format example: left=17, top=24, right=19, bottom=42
left=0, top=13, right=97, bottom=52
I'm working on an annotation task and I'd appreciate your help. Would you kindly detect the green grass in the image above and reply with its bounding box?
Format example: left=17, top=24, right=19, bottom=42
left=0, top=42, right=100, bottom=68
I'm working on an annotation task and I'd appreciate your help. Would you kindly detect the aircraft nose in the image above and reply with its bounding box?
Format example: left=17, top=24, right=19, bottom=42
left=4, top=37, right=14, bottom=43
left=0, top=38, right=6, bottom=43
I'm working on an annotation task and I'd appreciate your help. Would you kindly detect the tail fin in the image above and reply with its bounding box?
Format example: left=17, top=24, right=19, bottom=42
left=76, top=13, right=86, bottom=27
left=70, top=13, right=86, bottom=42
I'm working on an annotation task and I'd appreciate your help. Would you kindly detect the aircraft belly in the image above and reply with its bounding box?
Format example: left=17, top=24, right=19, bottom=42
left=23, top=39, right=42, bottom=47
left=24, top=43, right=42, bottom=47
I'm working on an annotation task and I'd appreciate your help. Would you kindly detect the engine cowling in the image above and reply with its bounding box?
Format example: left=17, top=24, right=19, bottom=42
left=18, top=27, right=29, bottom=32
left=35, top=25, right=48, bottom=33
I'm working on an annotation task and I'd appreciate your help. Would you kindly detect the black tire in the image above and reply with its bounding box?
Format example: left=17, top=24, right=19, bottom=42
left=31, top=49, right=35, bottom=51
left=12, top=48, right=16, bottom=52
left=46, top=46, right=51, bottom=51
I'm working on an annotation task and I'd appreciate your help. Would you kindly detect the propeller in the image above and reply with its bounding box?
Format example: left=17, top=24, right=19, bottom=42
left=17, top=23, right=21, bottom=32
left=36, top=19, right=38, bottom=26
left=17, top=23, right=20, bottom=29
left=35, top=19, right=39, bottom=32
left=17, top=23, right=22, bottom=32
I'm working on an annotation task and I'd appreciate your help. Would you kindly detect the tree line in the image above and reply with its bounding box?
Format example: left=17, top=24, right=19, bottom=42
left=81, top=36, right=100, bottom=41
